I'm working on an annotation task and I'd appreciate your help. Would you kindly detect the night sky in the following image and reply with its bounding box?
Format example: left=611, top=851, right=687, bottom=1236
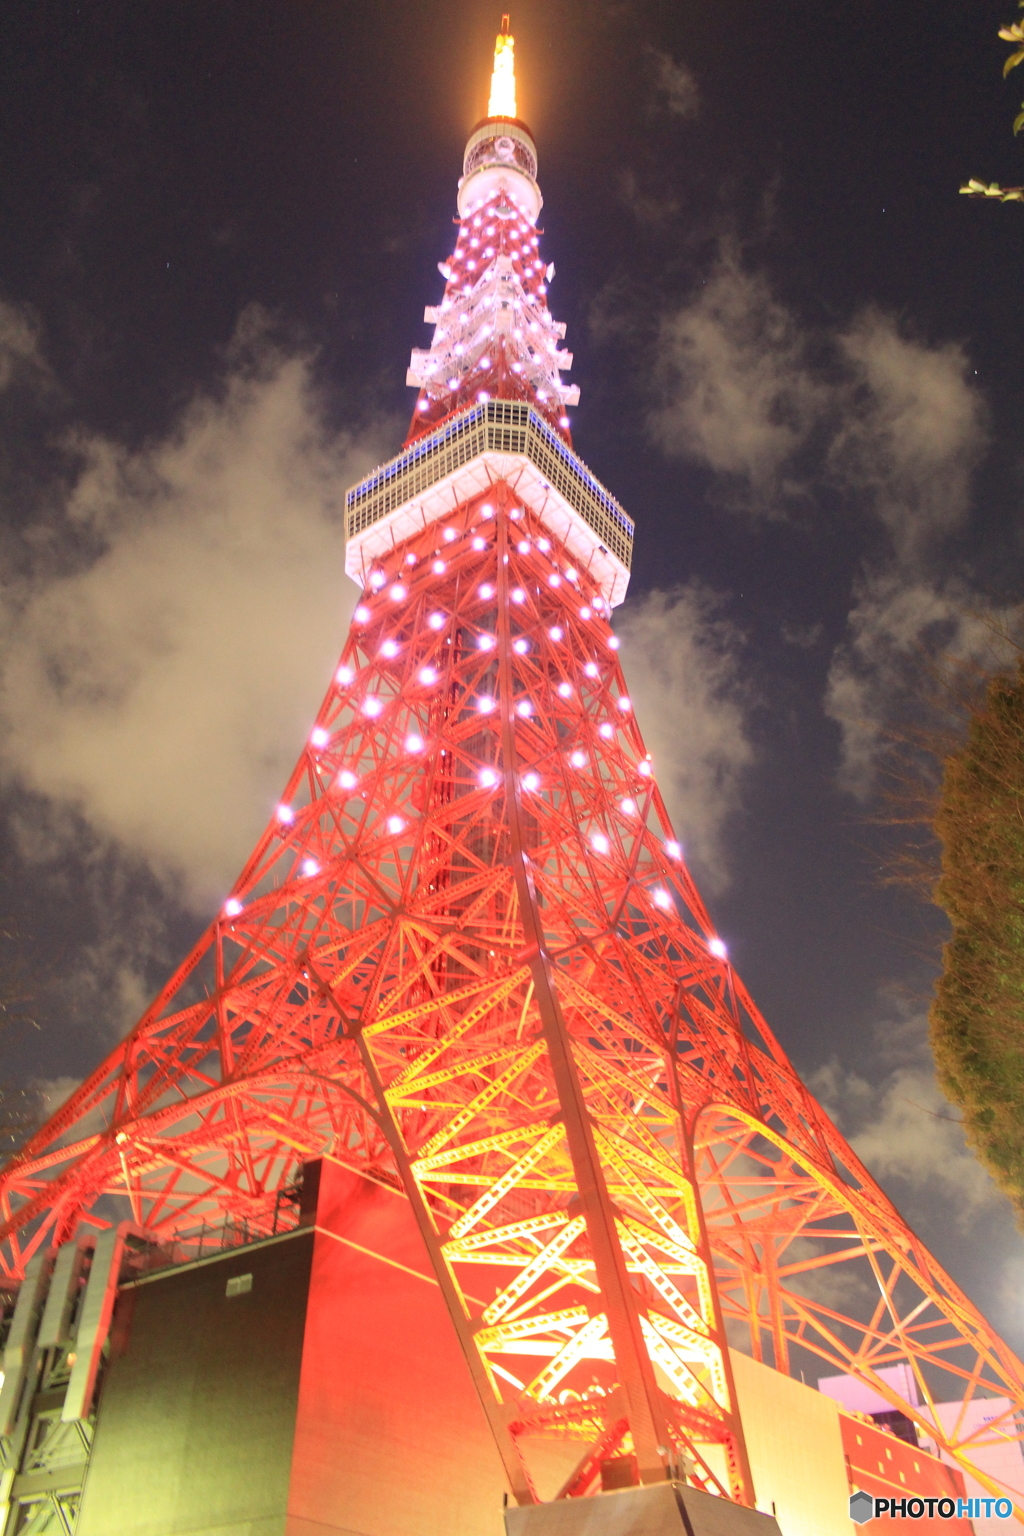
left=1, top=0, right=1023, bottom=1352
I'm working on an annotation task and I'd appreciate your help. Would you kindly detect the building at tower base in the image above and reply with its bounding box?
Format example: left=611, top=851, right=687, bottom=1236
left=0, top=1159, right=978, bottom=1536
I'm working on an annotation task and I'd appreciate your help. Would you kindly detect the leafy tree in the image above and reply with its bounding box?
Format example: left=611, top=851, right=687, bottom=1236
left=961, top=3, right=1024, bottom=202
left=929, top=659, right=1024, bottom=1221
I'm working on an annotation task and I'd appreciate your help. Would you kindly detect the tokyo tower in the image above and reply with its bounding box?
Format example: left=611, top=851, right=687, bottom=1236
left=1, top=17, right=1023, bottom=1519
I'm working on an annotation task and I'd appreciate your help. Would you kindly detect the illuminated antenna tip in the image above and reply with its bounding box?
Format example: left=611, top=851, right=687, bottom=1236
left=488, top=18, right=516, bottom=120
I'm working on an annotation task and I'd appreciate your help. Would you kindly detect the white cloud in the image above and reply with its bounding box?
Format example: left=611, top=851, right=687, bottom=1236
left=809, top=1006, right=1003, bottom=1229
left=831, top=309, right=987, bottom=558
left=0, top=298, right=46, bottom=391
left=615, top=583, right=753, bottom=891
left=0, top=311, right=393, bottom=908
left=644, top=46, right=700, bottom=120
left=649, top=255, right=828, bottom=510
left=825, top=571, right=1019, bottom=798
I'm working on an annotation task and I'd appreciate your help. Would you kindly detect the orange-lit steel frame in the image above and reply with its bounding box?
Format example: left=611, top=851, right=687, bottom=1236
left=0, top=480, right=1022, bottom=1512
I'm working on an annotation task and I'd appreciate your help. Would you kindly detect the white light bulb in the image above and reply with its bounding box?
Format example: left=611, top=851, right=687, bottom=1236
left=511, top=588, right=526, bottom=604
left=709, top=937, right=728, bottom=959
left=369, top=570, right=386, bottom=589
left=380, top=639, right=399, bottom=658
left=224, top=898, right=243, bottom=917
left=390, top=584, right=406, bottom=602
left=478, top=767, right=499, bottom=788
left=354, top=606, right=371, bottom=624
left=513, top=637, right=529, bottom=654
left=580, top=606, right=592, bottom=620
left=428, top=612, right=446, bottom=630
left=548, top=574, right=561, bottom=587
left=557, top=681, right=572, bottom=698
left=419, top=666, right=437, bottom=685
left=570, top=750, right=586, bottom=768
left=405, top=552, right=417, bottom=566
left=653, top=889, right=672, bottom=911
left=538, top=538, right=550, bottom=552
left=618, top=696, right=632, bottom=712
left=607, top=636, right=620, bottom=651
left=338, top=771, right=358, bottom=790
left=479, top=583, right=495, bottom=599
left=516, top=699, right=532, bottom=717
left=444, top=527, right=458, bottom=543
left=522, top=772, right=540, bottom=791
left=478, top=632, right=496, bottom=650
left=591, top=832, right=610, bottom=855
left=276, top=804, right=294, bottom=824
left=549, top=626, right=563, bottom=641
left=433, top=559, right=446, bottom=575
left=599, top=722, right=614, bottom=740
left=517, top=540, right=530, bottom=554
left=620, top=798, right=636, bottom=816
left=387, top=815, right=405, bottom=835
left=310, top=727, right=329, bottom=748
left=405, top=734, right=425, bottom=753
left=301, top=858, right=320, bottom=878
left=362, top=696, right=383, bottom=717
left=665, top=840, right=682, bottom=859
left=584, top=662, right=599, bottom=678
left=336, top=665, right=354, bottom=685
left=638, top=760, right=652, bottom=777
left=477, top=695, right=495, bottom=713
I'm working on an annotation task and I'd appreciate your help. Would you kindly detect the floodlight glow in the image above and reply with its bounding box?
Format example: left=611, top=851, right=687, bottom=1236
left=549, top=574, right=561, bottom=587
left=428, top=612, right=446, bottom=630
left=354, top=606, right=371, bottom=624
left=478, top=633, right=496, bottom=650
left=386, top=815, right=405, bottom=835
left=477, top=695, right=496, bottom=713
left=638, top=760, right=652, bottom=777
left=276, top=804, right=294, bottom=824
left=608, top=636, right=620, bottom=650
left=620, top=798, right=637, bottom=816
left=570, top=750, right=586, bottom=768
left=336, top=665, right=354, bottom=685
left=580, top=606, right=592, bottom=620
left=480, top=583, right=495, bottom=599
left=311, top=727, right=330, bottom=748
left=522, top=772, right=540, bottom=791
left=478, top=767, right=499, bottom=788
left=518, top=541, right=530, bottom=554
left=433, top=559, right=446, bottom=574
left=338, top=771, right=358, bottom=791
left=516, top=699, right=533, bottom=717
left=513, top=637, right=529, bottom=654
left=390, top=584, right=407, bottom=602
left=549, top=626, right=563, bottom=640
left=224, top=898, right=243, bottom=917
left=444, top=527, right=458, bottom=543
left=363, top=696, right=384, bottom=717
left=653, top=889, right=672, bottom=910
left=511, top=588, right=526, bottom=603
left=618, top=696, right=632, bottom=712
left=369, top=570, right=386, bottom=589
left=591, top=832, right=610, bottom=855
left=405, top=734, right=425, bottom=753
left=709, top=937, right=728, bottom=959
left=665, top=840, right=682, bottom=859
left=472, top=536, right=486, bottom=550
left=599, top=723, right=614, bottom=739
left=584, top=663, right=599, bottom=678
left=301, top=858, right=320, bottom=878
left=419, top=666, right=437, bottom=685
left=380, top=639, right=399, bottom=658
left=557, top=681, right=572, bottom=698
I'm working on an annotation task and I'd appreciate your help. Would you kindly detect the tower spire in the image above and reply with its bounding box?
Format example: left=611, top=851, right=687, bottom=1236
left=487, top=16, right=517, bottom=120
left=404, top=21, right=578, bottom=445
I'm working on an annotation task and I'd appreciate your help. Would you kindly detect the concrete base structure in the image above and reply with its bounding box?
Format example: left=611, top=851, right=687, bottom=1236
left=505, top=1484, right=781, bottom=1536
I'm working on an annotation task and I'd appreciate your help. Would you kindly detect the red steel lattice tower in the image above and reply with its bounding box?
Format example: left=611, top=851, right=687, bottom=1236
left=2, top=21, right=1024, bottom=1512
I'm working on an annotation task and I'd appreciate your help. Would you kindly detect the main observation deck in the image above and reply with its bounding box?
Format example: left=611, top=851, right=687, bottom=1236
left=344, top=399, right=634, bottom=607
